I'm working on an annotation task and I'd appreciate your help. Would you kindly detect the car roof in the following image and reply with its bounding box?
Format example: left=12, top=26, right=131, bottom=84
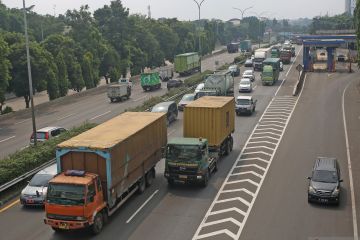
left=37, top=126, right=63, bottom=132
left=237, top=96, right=252, bottom=100
left=313, top=157, right=337, bottom=171
left=36, top=164, right=58, bottom=176
left=153, top=101, right=175, bottom=108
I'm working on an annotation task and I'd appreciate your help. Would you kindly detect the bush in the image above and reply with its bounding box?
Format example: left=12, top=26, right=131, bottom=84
left=234, top=55, right=246, bottom=64
left=0, top=122, right=96, bottom=185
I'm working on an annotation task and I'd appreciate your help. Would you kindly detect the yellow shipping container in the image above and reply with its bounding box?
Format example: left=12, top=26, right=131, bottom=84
left=184, top=96, right=235, bottom=147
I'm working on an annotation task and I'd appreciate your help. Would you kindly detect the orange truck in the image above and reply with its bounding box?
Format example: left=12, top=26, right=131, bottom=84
left=44, top=112, right=167, bottom=234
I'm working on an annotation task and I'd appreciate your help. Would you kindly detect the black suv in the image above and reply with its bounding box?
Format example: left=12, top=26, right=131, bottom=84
left=307, top=157, right=342, bottom=205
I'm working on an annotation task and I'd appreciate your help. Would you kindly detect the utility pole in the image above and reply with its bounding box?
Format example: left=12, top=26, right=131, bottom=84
left=192, top=0, right=206, bottom=73
left=23, top=0, right=37, bottom=146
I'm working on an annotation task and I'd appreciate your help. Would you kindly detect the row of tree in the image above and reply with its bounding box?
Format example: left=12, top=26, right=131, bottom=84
left=0, top=1, right=228, bottom=110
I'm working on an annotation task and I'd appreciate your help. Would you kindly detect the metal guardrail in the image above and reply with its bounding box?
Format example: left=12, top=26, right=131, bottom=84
left=0, top=159, right=56, bottom=193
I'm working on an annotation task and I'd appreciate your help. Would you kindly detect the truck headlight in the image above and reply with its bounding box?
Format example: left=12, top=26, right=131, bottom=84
left=76, top=216, right=86, bottom=221
left=308, top=186, right=316, bottom=194
left=332, top=188, right=340, bottom=196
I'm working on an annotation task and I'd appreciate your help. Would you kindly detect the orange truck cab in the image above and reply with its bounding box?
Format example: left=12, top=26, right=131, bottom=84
left=44, top=170, right=106, bottom=234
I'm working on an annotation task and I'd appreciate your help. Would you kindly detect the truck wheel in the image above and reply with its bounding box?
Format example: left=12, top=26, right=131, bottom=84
left=229, top=136, right=234, bottom=152
left=146, top=168, right=155, bottom=187
left=110, top=98, right=114, bottom=103
left=92, top=212, right=104, bottom=235
left=137, top=177, right=146, bottom=194
left=224, top=141, right=230, bottom=156
left=201, top=170, right=210, bottom=188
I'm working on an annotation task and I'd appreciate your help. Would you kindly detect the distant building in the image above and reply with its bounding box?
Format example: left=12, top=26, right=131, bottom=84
left=227, top=18, right=241, bottom=26
left=345, top=0, right=356, bottom=15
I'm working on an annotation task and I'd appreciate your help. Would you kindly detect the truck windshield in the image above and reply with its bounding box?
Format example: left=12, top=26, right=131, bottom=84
left=167, top=145, right=202, bottom=162
left=47, top=183, right=85, bottom=206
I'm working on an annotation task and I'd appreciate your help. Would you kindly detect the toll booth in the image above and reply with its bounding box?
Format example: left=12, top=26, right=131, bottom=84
left=300, top=35, right=356, bottom=72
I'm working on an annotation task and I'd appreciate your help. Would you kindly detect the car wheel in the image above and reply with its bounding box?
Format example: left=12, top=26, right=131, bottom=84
left=201, top=170, right=210, bottom=188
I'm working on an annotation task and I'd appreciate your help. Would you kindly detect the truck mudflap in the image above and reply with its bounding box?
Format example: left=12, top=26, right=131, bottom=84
left=44, top=218, right=90, bottom=230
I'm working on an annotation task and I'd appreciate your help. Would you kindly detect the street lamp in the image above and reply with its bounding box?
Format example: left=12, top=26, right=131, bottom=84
left=233, top=6, right=253, bottom=19
left=250, top=11, right=268, bottom=48
left=22, top=0, right=37, bottom=146
left=192, top=0, right=206, bottom=73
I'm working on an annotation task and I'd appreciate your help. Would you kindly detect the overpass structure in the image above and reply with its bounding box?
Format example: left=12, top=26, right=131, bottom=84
left=300, top=35, right=356, bottom=72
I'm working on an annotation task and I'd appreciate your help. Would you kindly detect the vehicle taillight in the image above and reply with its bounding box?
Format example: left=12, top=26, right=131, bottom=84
left=45, top=132, right=49, bottom=139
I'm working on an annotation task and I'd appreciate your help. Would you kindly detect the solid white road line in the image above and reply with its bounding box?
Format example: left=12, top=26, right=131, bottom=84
left=57, top=113, right=75, bottom=121
left=14, top=119, right=30, bottom=125
left=342, top=80, right=358, bottom=240
left=133, top=95, right=148, bottom=102
left=89, top=111, right=111, bottom=121
left=126, top=190, right=159, bottom=224
left=0, top=135, right=15, bottom=143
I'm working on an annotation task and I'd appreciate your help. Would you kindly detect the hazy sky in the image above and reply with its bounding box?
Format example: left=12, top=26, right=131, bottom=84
left=2, top=0, right=344, bottom=20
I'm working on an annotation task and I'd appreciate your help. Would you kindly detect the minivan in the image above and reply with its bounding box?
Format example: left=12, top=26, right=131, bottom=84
left=307, top=157, right=342, bottom=205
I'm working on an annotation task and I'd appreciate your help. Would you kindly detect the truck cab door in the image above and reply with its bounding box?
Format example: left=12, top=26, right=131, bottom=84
left=85, top=180, right=102, bottom=222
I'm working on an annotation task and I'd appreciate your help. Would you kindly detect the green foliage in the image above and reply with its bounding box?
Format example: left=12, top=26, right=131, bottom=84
left=1, top=105, right=12, bottom=114
left=310, top=13, right=354, bottom=34
left=82, top=52, right=96, bottom=89
left=55, top=53, right=69, bottom=97
left=0, top=123, right=97, bottom=185
left=356, top=0, right=360, bottom=67
left=0, top=35, right=12, bottom=106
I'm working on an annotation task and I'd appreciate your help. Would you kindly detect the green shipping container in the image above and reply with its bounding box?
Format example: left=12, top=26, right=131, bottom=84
left=174, top=52, right=200, bottom=76
left=140, top=72, right=161, bottom=91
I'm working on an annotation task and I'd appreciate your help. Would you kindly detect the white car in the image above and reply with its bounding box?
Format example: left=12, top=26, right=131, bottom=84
left=195, top=83, right=205, bottom=93
left=30, top=126, right=67, bottom=144
left=239, top=78, right=253, bottom=92
left=242, top=70, right=255, bottom=82
left=20, top=164, right=57, bottom=206
left=118, top=78, right=133, bottom=89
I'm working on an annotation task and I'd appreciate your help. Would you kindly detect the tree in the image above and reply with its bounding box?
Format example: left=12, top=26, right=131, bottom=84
left=8, top=41, right=50, bottom=108
left=81, top=52, right=95, bottom=89
left=355, top=0, right=360, bottom=66
left=55, top=52, right=69, bottom=97
left=99, top=47, right=121, bottom=84
left=0, top=35, right=12, bottom=113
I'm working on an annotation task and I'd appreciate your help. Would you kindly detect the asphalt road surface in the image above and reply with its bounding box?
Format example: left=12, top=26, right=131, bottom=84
left=2, top=46, right=358, bottom=240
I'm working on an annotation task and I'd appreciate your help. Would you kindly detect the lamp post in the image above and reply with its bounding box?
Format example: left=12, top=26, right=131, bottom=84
left=233, top=6, right=253, bottom=19
left=22, top=0, right=37, bottom=146
left=192, top=0, right=206, bottom=73
left=250, top=11, right=268, bottom=48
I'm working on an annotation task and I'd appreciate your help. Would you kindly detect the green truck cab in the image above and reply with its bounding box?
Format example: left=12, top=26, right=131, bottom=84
left=164, top=137, right=218, bottom=187
left=271, top=48, right=280, bottom=58
left=174, top=52, right=200, bottom=76
left=140, top=72, right=161, bottom=91
left=261, top=58, right=281, bottom=86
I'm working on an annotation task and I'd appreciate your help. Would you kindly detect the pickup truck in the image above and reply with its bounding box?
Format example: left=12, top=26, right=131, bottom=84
left=235, top=96, right=257, bottom=115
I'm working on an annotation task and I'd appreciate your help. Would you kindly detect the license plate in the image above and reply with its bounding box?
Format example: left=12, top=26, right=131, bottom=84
left=179, top=175, right=187, bottom=179
left=320, top=198, right=328, bottom=203
left=59, top=222, right=69, bottom=229
left=26, top=199, right=34, bottom=204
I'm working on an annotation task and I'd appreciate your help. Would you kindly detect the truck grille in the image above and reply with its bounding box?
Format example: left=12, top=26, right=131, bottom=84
left=168, top=166, right=198, bottom=175
left=315, top=190, right=332, bottom=197
left=47, top=214, right=78, bottom=221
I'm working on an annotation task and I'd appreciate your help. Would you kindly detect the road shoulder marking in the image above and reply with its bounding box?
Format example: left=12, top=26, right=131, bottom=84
left=0, top=135, right=15, bottom=143
left=126, top=190, right=159, bottom=224
left=0, top=199, right=19, bottom=213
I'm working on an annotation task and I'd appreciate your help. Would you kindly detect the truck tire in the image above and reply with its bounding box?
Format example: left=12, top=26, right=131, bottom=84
left=137, top=177, right=146, bottom=194
left=146, top=168, right=155, bottom=187
left=110, top=98, right=114, bottom=103
left=224, top=141, right=230, bottom=156
left=229, top=136, right=234, bottom=152
left=201, top=170, right=210, bottom=188
left=92, top=212, right=104, bottom=235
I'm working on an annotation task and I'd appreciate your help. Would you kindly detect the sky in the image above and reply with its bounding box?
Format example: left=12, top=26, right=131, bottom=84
left=2, top=0, right=344, bottom=21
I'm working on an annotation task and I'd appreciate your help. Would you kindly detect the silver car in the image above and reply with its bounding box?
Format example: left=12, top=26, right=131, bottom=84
left=239, top=78, right=253, bottom=92
left=30, top=126, right=67, bottom=145
left=20, top=164, right=57, bottom=206
left=178, top=93, right=195, bottom=111
left=242, top=70, right=255, bottom=82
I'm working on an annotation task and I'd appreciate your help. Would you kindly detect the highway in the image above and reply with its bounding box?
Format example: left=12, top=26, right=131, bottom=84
left=0, top=50, right=239, bottom=159
left=1, top=45, right=359, bottom=240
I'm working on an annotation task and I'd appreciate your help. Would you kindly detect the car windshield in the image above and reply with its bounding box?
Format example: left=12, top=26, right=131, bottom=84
left=167, top=145, right=202, bottom=162
left=237, top=99, right=250, bottom=105
left=244, top=71, right=252, bottom=75
left=312, top=170, right=338, bottom=183
left=229, top=66, right=237, bottom=70
left=240, top=79, right=250, bottom=84
left=152, top=105, right=168, bottom=113
left=47, top=183, right=85, bottom=206
left=29, top=174, right=54, bottom=187
left=182, top=94, right=194, bottom=101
